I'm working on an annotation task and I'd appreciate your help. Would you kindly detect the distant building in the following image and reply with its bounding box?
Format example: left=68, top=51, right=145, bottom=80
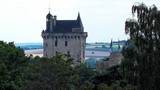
left=96, top=51, right=123, bottom=72
left=109, top=39, right=113, bottom=52
left=41, top=12, right=88, bottom=62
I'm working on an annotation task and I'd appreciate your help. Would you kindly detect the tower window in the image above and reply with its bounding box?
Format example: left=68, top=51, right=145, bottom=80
left=67, top=51, right=70, bottom=54
left=65, top=41, right=67, bottom=46
left=55, top=40, right=58, bottom=46
left=45, top=43, right=48, bottom=47
left=67, top=51, right=70, bottom=57
left=56, top=51, right=58, bottom=54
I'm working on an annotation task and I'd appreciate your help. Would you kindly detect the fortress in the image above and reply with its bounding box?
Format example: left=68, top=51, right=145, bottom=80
left=41, top=12, right=88, bottom=62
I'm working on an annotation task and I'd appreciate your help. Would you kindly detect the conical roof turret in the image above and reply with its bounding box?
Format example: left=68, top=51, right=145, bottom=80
left=77, top=12, right=83, bottom=29
left=46, top=12, right=53, bottom=20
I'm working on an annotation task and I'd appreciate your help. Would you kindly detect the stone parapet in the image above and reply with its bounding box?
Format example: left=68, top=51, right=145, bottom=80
left=42, top=32, right=88, bottom=39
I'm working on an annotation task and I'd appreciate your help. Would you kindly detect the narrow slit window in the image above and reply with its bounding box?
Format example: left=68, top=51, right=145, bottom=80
left=67, top=51, right=70, bottom=54
left=55, top=40, right=58, bottom=46
left=46, top=43, right=48, bottom=47
left=65, top=41, right=67, bottom=46
left=56, top=51, right=58, bottom=54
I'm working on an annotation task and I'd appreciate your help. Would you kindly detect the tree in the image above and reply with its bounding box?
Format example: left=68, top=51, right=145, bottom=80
left=97, top=81, right=137, bottom=90
left=124, top=3, right=160, bottom=90
left=80, top=81, right=95, bottom=90
left=121, top=41, right=138, bottom=85
left=21, top=53, right=99, bottom=90
left=92, top=65, right=124, bottom=89
left=75, top=63, right=97, bottom=86
left=0, top=41, right=28, bottom=90
left=22, top=53, right=80, bottom=90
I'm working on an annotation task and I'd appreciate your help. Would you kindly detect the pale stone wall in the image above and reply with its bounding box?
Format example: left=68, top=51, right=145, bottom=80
left=42, top=32, right=87, bottom=62
left=96, top=52, right=123, bottom=72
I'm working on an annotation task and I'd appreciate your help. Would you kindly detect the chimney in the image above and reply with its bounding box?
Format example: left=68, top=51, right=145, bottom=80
left=54, top=15, right=57, bottom=26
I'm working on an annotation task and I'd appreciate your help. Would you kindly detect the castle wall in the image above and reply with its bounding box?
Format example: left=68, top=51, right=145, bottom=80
left=42, top=32, right=87, bottom=62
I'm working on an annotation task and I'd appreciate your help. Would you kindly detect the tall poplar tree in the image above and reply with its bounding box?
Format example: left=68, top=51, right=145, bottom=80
left=124, top=3, right=160, bottom=90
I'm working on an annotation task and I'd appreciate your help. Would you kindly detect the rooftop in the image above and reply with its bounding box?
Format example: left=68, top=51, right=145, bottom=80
left=45, top=12, right=84, bottom=33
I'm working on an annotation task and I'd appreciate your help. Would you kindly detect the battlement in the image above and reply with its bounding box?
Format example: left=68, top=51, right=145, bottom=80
left=42, top=31, right=88, bottom=39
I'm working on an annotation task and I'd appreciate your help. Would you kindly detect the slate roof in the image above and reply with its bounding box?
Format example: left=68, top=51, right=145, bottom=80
left=46, top=13, right=83, bottom=33
left=53, top=20, right=80, bottom=33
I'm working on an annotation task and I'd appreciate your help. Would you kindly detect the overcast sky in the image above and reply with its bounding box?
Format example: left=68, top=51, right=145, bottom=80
left=0, top=0, right=159, bottom=43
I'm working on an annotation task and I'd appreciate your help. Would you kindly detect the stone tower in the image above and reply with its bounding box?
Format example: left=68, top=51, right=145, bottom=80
left=41, top=12, right=88, bottom=62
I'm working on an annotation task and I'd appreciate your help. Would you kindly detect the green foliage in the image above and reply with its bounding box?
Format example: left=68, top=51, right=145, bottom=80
left=21, top=54, right=98, bottom=90
left=121, top=45, right=138, bottom=85
left=80, top=81, right=95, bottom=90
left=0, top=41, right=137, bottom=90
left=103, top=57, right=109, bottom=61
left=92, top=65, right=123, bottom=87
left=22, top=53, right=78, bottom=90
left=0, top=42, right=97, bottom=90
left=97, top=81, right=137, bottom=90
left=75, top=63, right=97, bottom=85
left=98, top=83, right=110, bottom=90
left=124, top=3, right=160, bottom=90
left=0, top=41, right=28, bottom=90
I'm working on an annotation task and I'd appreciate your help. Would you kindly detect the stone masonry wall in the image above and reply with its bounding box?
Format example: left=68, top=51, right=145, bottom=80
left=42, top=32, right=87, bottom=62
